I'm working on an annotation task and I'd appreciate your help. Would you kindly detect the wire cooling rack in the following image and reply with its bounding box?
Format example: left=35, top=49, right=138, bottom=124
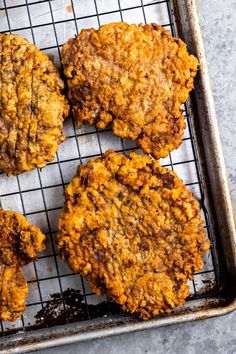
left=0, top=0, right=221, bottom=335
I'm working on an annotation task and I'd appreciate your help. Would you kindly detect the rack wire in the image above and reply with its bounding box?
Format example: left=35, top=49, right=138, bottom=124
left=0, top=0, right=221, bottom=335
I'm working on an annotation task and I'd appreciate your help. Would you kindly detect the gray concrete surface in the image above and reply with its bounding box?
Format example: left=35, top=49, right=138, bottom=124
left=35, top=1, right=236, bottom=353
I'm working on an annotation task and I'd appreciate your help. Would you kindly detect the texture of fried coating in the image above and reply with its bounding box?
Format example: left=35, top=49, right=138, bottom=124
left=57, top=151, right=209, bottom=319
left=0, top=34, right=69, bottom=176
left=62, top=22, right=199, bottom=158
left=0, top=209, right=45, bottom=321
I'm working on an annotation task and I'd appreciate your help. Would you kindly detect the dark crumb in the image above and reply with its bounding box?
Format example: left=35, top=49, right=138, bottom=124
left=35, top=288, right=120, bottom=327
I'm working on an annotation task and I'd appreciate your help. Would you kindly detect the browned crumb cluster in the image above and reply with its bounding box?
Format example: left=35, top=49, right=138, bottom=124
left=62, top=22, right=199, bottom=159
left=0, top=209, right=45, bottom=321
left=57, top=151, right=209, bottom=319
left=0, top=34, right=69, bottom=176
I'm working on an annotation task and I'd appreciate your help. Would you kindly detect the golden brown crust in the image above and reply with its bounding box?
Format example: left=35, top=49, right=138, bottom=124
left=62, top=22, right=199, bottom=158
left=0, top=209, right=45, bottom=321
left=57, top=151, right=209, bottom=319
left=0, top=34, right=69, bottom=176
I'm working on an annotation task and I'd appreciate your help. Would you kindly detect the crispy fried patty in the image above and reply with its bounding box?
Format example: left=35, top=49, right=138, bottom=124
left=0, top=34, right=69, bottom=176
left=62, top=22, right=199, bottom=158
left=57, top=151, right=209, bottom=319
left=0, top=209, right=45, bottom=321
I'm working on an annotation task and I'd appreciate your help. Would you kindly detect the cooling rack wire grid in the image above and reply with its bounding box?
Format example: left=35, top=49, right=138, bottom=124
left=0, top=0, right=220, bottom=335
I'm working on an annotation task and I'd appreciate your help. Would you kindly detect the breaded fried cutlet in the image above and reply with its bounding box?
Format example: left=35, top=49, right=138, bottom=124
left=0, top=34, right=69, bottom=176
left=57, top=151, right=209, bottom=319
left=0, top=209, right=45, bottom=321
left=62, top=22, right=199, bottom=158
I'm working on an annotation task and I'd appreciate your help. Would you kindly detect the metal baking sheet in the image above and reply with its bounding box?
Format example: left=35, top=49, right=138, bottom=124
left=0, top=0, right=236, bottom=352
